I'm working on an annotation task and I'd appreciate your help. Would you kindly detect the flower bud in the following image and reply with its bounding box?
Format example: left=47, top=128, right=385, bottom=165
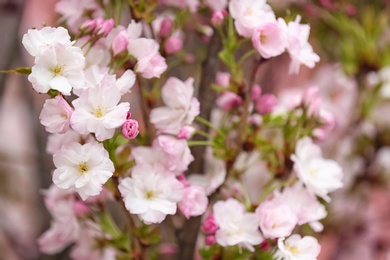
left=216, top=72, right=230, bottom=87
left=164, top=36, right=183, bottom=55
left=112, top=30, right=129, bottom=56
left=159, top=18, right=174, bottom=38
left=97, top=18, right=115, bottom=37
left=211, top=10, right=227, bottom=27
left=216, top=91, right=243, bottom=111
left=206, top=235, right=217, bottom=246
left=251, top=84, right=262, bottom=100
left=122, top=119, right=139, bottom=139
left=256, top=94, right=278, bottom=115
left=177, top=126, right=195, bottom=140
left=201, top=214, right=219, bottom=234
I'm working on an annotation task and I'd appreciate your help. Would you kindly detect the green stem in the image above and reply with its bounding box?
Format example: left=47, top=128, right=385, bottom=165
left=195, top=116, right=225, bottom=137
left=194, top=129, right=213, bottom=139
left=187, top=141, right=214, bottom=147
left=238, top=49, right=258, bottom=66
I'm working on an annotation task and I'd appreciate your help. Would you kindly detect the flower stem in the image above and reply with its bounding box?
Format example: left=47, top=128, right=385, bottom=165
left=195, top=116, right=225, bottom=137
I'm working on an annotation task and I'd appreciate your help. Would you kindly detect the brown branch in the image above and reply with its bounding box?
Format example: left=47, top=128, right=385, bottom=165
left=176, top=32, right=222, bottom=260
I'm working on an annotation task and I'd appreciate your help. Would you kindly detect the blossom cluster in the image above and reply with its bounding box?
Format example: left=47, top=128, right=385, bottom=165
left=12, top=0, right=356, bottom=259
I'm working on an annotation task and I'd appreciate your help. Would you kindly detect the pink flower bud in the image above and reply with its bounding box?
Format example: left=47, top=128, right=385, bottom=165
left=185, top=54, right=195, bottom=63
left=164, top=36, right=183, bottom=55
left=256, top=94, right=278, bottom=115
left=80, top=19, right=97, bottom=33
left=216, top=91, right=243, bottom=111
left=345, top=4, right=357, bottom=16
left=201, top=214, right=219, bottom=234
left=112, top=30, right=129, bottom=56
left=73, top=201, right=90, bottom=216
left=177, top=126, right=196, bottom=140
left=216, top=72, right=230, bottom=87
left=251, top=84, right=262, bottom=100
left=159, top=18, right=174, bottom=38
left=206, top=235, right=217, bottom=246
left=97, top=18, right=115, bottom=37
left=177, top=174, right=190, bottom=187
left=122, top=119, right=139, bottom=139
left=211, top=10, right=227, bottom=27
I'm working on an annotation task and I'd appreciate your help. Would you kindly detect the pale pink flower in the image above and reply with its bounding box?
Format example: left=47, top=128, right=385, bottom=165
left=256, top=199, right=298, bottom=239
left=216, top=91, right=243, bottom=111
left=213, top=198, right=263, bottom=252
left=112, top=30, right=129, bottom=56
left=154, top=135, right=194, bottom=175
left=46, top=130, right=88, bottom=155
left=160, top=0, right=200, bottom=13
left=165, top=36, right=183, bottom=54
left=52, top=141, right=114, bottom=200
left=118, top=164, right=184, bottom=224
left=150, top=77, right=200, bottom=135
left=276, top=235, right=321, bottom=260
left=274, top=183, right=327, bottom=232
left=28, top=44, right=85, bottom=95
left=291, top=137, right=343, bottom=202
left=252, top=21, right=286, bottom=59
left=71, top=75, right=130, bottom=141
left=179, top=185, right=208, bottom=219
left=39, top=96, right=73, bottom=134
left=281, top=16, right=320, bottom=74
left=22, top=26, right=72, bottom=57
left=128, top=38, right=167, bottom=78
left=229, top=0, right=276, bottom=38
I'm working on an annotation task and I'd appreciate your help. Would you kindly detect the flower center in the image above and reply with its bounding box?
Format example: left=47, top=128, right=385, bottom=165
left=93, top=107, right=106, bottom=118
left=77, top=162, right=89, bottom=175
left=51, top=65, right=64, bottom=77
left=145, top=190, right=155, bottom=200
left=286, top=245, right=300, bottom=255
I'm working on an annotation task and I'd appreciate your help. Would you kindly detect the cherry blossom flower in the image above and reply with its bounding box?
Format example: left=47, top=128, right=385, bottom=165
left=178, top=185, right=208, bottom=219
left=281, top=16, right=320, bottom=74
left=118, top=164, right=184, bottom=224
left=22, top=26, right=72, bottom=57
left=28, top=44, right=85, bottom=95
left=252, top=21, right=286, bottom=59
left=46, top=130, right=89, bottom=155
left=39, top=95, right=73, bottom=134
left=213, top=198, right=264, bottom=252
left=275, top=235, right=321, bottom=260
left=229, top=0, right=276, bottom=38
left=71, top=75, right=130, bottom=141
left=150, top=77, right=200, bottom=135
left=291, top=137, right=343, bottom=201
left=256, top=199, right=298, bottom=239
left=52, top=141, right=114, bottom=200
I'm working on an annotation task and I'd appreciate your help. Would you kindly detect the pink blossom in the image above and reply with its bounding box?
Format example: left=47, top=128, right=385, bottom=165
left=96, top=18, right=115, bottom=37
left=154, top=135, right=194, bottom=175
left=177, top=126, right=196, bottom=140
left=281, top=16, right=320, bottom=74
left=205, top=0, right=227, bottom=11
left=255, top=94, right=278, bottom=115
left=39, top=95, right=73, bottom=134
left=164, top=36, right=183, bottom=54
left=201, top=214, right=219, bottom=234
left=256, top=199, right=298, bottom=239
left=251, top=84, right=262, bottom=100
left=252, top=21, right=286, bottom=59
left=216, top=91, right=243, bottom=111
left=46, top=130, right=85, bottom=155
left=122, top=118, right=139, bottom=139
left=276, top=235, right=321, bottom=260
left=150, top=77, right=200, bottom=135
left=179, top=185, right=208, bottom=219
